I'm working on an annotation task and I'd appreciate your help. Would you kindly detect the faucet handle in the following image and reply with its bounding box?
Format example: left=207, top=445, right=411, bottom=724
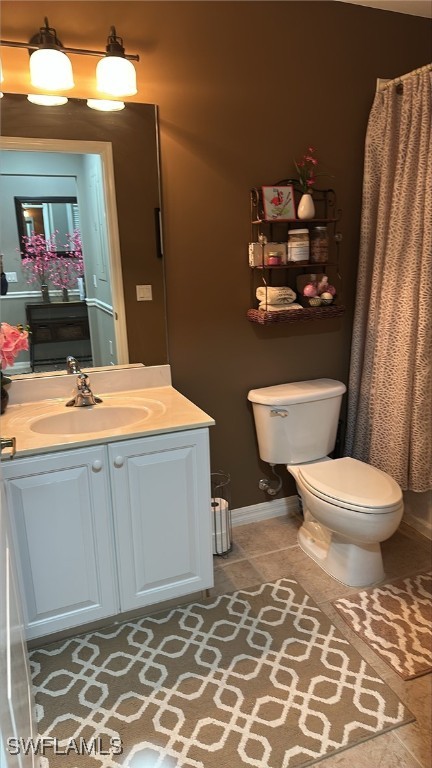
left=66, top=356, right=81, bottom=374
left=77, top=372, right=90, bottom=387
left=1, top=437, right=16, bottom=458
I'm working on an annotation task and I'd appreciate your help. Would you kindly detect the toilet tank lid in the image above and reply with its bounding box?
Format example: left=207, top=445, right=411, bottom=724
left=247, top=378, right=346, bottom=405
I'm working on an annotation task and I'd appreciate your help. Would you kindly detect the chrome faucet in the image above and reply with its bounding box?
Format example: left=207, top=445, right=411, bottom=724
left=66, top=357, right=102, bottom=407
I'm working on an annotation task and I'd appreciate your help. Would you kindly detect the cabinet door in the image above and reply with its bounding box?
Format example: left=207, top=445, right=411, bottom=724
left=2, top=447, right=118, bottom=640
left=109, top=428, right=213, bottom=611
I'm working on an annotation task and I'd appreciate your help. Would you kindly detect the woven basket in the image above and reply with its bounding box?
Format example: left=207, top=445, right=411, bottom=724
left=247, top=305, right=345, bottom=325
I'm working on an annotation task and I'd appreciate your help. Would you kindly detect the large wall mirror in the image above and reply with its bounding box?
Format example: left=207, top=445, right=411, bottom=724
left=0, top=93, right=168, bottom=376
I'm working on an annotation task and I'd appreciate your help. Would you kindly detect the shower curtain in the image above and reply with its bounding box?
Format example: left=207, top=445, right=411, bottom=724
left=345, top=67, right=432, bottom=493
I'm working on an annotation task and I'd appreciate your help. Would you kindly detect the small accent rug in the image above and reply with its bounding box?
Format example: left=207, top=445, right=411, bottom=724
left=332, top=571, right=432, bottom=681
left=30, top=578, right=413, bottom=768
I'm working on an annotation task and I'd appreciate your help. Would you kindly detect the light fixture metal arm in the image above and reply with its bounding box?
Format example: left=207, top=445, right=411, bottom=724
left=0, top=39, right=139, bottom=61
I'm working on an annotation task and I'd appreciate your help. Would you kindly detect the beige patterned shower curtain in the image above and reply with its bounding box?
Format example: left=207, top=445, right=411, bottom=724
left=345, top=68, right=432, bottom=493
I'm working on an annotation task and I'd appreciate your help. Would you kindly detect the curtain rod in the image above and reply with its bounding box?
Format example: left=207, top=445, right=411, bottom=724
left=377, top=62, right=432, bottom=92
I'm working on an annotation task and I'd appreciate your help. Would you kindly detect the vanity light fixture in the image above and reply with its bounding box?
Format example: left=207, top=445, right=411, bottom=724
left=28, top=19, right=74, bottom=91
left=87, top=98, right=125, bottom=112
left=0, top=17, right=139, bottom=98
left=96, top=27, right=137, bottom=97
left=27, top=94, right=68, bottom=106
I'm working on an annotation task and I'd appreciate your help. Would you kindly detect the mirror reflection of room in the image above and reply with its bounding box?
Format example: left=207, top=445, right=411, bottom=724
left=0, top=149, right=117, bottom=373
left=1, top=96, right=167, bottom=371
left=16, top=197, right=79, bottom=249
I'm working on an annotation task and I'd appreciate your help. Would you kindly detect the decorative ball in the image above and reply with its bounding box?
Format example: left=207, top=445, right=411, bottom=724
left=308, top=296, right=322, bottom=306
left=303, top=283, right=318, bottom=297
left=320, top=291, right=333, bottom=305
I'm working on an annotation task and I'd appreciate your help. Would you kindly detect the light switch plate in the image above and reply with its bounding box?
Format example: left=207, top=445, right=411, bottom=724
left=5, top=272, right=18, bottom=282
left=136, top=284, right=152, bottom=301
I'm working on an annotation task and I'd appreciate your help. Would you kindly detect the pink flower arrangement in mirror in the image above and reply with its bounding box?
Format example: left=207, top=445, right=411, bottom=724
left=20, top=229, right=84, bottom=293
left=20, top=232, right=58, bottom=288
left=50, top=230, right=84, bottom=291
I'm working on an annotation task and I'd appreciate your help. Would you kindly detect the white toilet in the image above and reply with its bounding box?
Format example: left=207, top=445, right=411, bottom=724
left=247, top=378, right=403, bottom=587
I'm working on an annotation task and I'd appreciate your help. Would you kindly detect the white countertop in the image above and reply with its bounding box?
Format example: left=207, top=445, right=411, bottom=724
left=1, top=365, right=215, bottom=459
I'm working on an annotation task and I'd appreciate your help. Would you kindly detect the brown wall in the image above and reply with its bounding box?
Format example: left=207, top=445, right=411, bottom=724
left=1, top=1, right=431, bottom=507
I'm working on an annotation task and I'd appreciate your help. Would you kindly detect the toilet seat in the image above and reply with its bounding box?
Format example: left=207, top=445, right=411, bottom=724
left=298, top=457, right=402, bottom=514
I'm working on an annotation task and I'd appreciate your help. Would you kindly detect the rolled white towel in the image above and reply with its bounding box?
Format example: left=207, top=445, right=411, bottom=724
left=256, top=286, right=296, bottom=304
left=258, top=302, right=302, bottom=312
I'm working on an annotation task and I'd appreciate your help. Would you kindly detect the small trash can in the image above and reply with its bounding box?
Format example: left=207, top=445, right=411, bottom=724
left=211, top=471, right=232, bottom=556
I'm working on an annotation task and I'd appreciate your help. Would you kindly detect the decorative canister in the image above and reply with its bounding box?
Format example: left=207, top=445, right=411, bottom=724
left=310, top=226, right=329, bottom=264
left=263, top=244, right=285, bottom=266
left=287, top=228, right=310, bottom=262
left=267, top=251, right=282, bottom=266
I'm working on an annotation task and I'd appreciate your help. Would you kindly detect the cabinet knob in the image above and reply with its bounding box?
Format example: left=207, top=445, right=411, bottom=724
left=113, top=456, right=124, bottom=468
left=92, top=460, right=103, bottom=472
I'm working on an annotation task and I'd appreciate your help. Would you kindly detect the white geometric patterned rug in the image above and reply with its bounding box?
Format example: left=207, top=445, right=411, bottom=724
left=30, top=578, right=413, bottom=768
left=333, top=571, right=432, bottom=681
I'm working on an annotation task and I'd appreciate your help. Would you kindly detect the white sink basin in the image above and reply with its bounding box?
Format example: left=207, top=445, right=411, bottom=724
left=30, top=402, right=164, bottom=436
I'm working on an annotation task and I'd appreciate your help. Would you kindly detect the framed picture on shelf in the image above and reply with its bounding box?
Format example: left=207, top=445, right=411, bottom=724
left=262, top=185, right=296, bottom=221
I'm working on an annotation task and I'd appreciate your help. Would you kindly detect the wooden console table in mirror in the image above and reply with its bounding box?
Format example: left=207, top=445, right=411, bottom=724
left=25, top=302, right=91, bottom=372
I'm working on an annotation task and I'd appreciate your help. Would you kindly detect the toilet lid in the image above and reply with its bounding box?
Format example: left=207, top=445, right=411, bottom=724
left=247, top=378, right=346, bottom=405
left=298, top=457, right=402, bottom=512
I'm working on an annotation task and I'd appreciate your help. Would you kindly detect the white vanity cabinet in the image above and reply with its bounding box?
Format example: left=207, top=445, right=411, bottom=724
left=108, top=428, right=213, bottom=611
left=2, top=446, right=118, bottom=641
left=2, top=427, right=213, bottom=641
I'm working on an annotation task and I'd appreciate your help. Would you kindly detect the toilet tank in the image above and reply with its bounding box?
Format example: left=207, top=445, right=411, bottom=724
left=247, top=379, right=346, bottom=465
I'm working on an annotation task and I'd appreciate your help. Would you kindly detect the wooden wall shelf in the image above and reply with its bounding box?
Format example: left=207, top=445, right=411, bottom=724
left=248, top=185, right=344, bottom=324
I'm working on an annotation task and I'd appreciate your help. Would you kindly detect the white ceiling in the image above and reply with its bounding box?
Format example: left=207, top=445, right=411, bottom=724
left=335, top=0, right=432, bottom=17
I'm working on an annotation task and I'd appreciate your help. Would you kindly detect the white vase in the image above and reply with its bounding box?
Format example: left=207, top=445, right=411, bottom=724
left=297, top=192, right=315, bottom=220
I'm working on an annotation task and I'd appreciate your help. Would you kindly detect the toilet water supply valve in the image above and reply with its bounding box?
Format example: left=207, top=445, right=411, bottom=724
left=259, top=464, right=283, bottom=496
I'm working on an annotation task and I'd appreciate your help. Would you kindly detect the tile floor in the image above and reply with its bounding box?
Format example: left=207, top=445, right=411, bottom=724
left=211, top=514, right=432, bottom=768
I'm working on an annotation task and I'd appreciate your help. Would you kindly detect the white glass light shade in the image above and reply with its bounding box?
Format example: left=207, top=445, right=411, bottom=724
left=96, top=56, right=137, bottom=97
left=87, top=99, right=125, bottom=112
left=27, top=94, right=68, bottom=106
left=29, top=48, right=74, bottom=90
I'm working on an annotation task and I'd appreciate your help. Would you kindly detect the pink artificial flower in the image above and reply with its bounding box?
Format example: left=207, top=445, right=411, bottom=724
left=0, top=323, right=29, bottom=369
left=50, top=230, right=84, bottom=289
left=20, top=229, right=84, bottom=291
left=294, top=146, right=332, bottom=194
left=20, top=232, right=58, bottom=286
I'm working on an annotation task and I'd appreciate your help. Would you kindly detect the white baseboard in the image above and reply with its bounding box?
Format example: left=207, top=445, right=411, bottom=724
left=232, top=495, right=300, bottom=528
left=403, top=512, right=432, bottom=541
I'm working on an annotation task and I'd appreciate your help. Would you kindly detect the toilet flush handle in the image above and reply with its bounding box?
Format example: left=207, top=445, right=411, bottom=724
left=270, top=409, right=288, bottom=417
